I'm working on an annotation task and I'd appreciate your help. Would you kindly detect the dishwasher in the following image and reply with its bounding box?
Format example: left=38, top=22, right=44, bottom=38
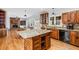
left=59, top=30, right=70, bottom=44
left=64, top=31, right=70, bottom=44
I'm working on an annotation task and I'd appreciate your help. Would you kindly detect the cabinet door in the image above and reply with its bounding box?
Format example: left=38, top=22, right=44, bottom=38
left=70, top=32, right=76, bottom=45
left=62, top=13, right=68, bottom=24
left=75, top=32, right=79, bottom=46
left=40, top=13, right=48, bottom=24
left=70, top=11, right=76, bottom=23
left=76, top=11, right=79, bottom=24
left=62, top=11, right=76, bottom=24
left=0, top=10, right=5, bottom=28
left=51, top=29, right=59, bottom=40
left=46, top=33, right=51, bottom=49
left=32, top=35, right=41, bottom=50
left=62, top=12, right=71, bottom=24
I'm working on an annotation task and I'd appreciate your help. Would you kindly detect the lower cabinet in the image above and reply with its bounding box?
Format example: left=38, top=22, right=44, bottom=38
left=70, top=31, right=79, bottom=46
left=40, top=32, right=51, bottom=50
left=32, top=35, right=41, bottom=50
left=51, top=28, right=59, bottom=40
left=45, top=33, right=51, bottom=49
left=75, top=32, right=79, bottom=46
left=70, top=31, right=76, bottom=45
left=24, top=32, right=51, bottom=50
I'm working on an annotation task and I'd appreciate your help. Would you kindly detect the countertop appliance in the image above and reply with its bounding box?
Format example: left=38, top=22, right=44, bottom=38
left=66, top=23, right=74, bottom=29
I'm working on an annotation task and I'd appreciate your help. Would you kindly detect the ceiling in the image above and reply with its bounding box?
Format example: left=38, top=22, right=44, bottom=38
left=2, top=8, right=52, bottom=18
left=2, top=8, right=79, bottom=18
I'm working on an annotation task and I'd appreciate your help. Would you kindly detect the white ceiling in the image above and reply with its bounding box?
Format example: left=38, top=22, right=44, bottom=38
left=2, top=8, right=52, bottom=18
left=2, top=8, right=79, bottom=18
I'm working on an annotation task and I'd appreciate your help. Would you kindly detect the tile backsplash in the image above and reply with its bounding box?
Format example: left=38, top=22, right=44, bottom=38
left=74, top=24, right=79, bottom=29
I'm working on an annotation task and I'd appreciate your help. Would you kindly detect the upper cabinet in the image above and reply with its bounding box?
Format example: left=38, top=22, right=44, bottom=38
left=70, top=11, right=76, bottom=23
left=62, top=11, right=77, bottom=24
left=62, top=12, right=68, bottom=24
left=0, top=9, right=6, bottom=28
left=40, top=13, right=49, bottom=24
left=76, top=10, right=79, bottom=24
left=10, top=17, right=20, bottom=29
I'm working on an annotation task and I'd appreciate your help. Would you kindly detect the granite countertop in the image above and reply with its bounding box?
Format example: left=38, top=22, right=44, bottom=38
left=55, top=27, right=79, bottom=32
left=47, top=26, right=79, bottom=32
left=17, top=29, right=51, bottom=39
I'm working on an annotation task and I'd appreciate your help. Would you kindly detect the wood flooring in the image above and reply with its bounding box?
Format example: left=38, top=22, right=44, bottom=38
left=49, top=39, right=79, bottom=50
left=0, top=30, right=79, bottom=50
left=0, top=30, right=24, bottom=50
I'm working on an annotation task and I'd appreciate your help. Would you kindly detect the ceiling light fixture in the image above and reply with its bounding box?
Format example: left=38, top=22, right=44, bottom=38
left=52, top=8, right=55, bottom=15
left=24, top=10, right=27, bottom=17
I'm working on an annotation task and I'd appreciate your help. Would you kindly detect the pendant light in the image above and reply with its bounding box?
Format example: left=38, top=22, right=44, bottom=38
left=52, top=8, right=55, bottom=15
left=24, top=10, right=27, bottom=18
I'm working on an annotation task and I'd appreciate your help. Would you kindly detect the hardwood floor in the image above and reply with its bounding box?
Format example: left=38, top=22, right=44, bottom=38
left=0, top=30, right=24, bottom=50
left=49, top=39, right=79, bottom=50
left=0, top=30, right=79, bottom=50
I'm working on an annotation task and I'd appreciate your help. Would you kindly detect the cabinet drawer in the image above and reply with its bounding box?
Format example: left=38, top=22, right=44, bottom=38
left=34, top=43, right=40, bottom=47
left=32, top=35, right=41, bottom=41
left=33, top=43, right=41, bottom=50
left=33, top=47, right=41, bottom=50
left=33, top=39, right=40, bottom=45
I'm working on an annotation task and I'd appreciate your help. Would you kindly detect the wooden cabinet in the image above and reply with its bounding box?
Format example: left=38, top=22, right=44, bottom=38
left=24, top=33, right=51, bottom=50
left=70, top=31, right=76, bottom=45
left=24, top=38, right=33, bottom=50
left=62, top=12, right=69, bottom=24
left=24, top=35, right=41, bottom=50
left=10, top=17, right=20, bottom=29
left=70, top=11, right=76, bottom=23
left=70, top=31, right=79, bottom=46
left=45, top=33, right=51, bottom=49
left=40, top=13, right=48, bottom=24
left=75, top=32, right=79, bottom=46
left=32, top=35, right=41, bottom=50
left=10, top=17, right=20, bottom=24
left=62, top=11, right=76, bottom=24
left=51, top=28, right=59, bottom=40
left=0, top=9, right=6, bottom=28
left=40, top=13, right=49, bottom=29
left=41, top=32, right=51, bottom=50
left=76, top=11, right=79, bottom=24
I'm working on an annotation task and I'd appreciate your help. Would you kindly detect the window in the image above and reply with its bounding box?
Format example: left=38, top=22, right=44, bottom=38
left=56, top=16, right=61, bottom=25
left=50, top=17, right=54, bottom=25
left=20, top=21, right=26, bottom=25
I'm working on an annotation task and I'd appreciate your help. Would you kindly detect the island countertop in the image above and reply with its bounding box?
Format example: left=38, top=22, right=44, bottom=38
left=17, top=29, right=51, bottom=39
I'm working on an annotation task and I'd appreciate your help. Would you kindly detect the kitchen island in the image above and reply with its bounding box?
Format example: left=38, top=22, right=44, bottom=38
left=17, top=29, right=51, bottom=50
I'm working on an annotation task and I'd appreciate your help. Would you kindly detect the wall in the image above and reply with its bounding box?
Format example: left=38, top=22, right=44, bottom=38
left=27, top=14, right=41, bottom=29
